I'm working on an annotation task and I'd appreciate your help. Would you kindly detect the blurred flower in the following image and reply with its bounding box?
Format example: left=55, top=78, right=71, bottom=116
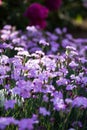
left=0, top=0, right=2, bottom=6
left=66, top=84, right=77, bottom=91
left=4, top=100, right=16, bottom=110
left=39, top=107, right=50, bottom=116
left=24, top=3, right=49, bottom=28
left=72, top=121, right=82, bottom=128
left=0, top=117, right=18, bottom=129
left=72, top=97, right=87, bottom=108
left=18, top=116, right=38, bottom=130
left=44, top=0, right=62, bottom=11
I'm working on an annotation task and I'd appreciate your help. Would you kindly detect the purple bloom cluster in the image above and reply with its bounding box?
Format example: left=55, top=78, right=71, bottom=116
left=0, top=25, right=87, bottom=129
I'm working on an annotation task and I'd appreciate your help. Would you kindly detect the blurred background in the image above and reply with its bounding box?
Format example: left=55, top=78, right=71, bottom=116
left=0, top=0, right=87, bottom=37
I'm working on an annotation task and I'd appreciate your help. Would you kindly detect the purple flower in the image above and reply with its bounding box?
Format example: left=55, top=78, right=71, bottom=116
left=44, top=0, right=62, bottom=11
left=0, top=117, right=18, bottom=129
left=72, top=97, right=87, bottom=108
left=69, top=61, right=78, bottom=68
left=43, top=95, right=49, bottom=102
left=18, top=116, right=38, bottom=130
left=51, top=91, right=66, bottom=111
left=39, top=107, right=50, bottom=116
left=24, top=3, right=49, bottom=28
left=72, top=121, right=82, bottom=128
left=52, top=97, right=66, bottom=111
left=3, top=25, right=12, bottom=30
left=66, top=84, right=77, bottom=90
left=0, top=55, right=9, bottom=64
left=39, top=39, right=49, bottom=46
left=65, top=98, right=73, bottom=104
left=4, top=100, right=16, bottom=110
left=56, top=78, right=68, bottom=86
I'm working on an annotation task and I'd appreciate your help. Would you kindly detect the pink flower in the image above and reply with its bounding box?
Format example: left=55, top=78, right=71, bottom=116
left=0, top=0, right=2, bottom=6
left=24, top=3, right=49, bottom=28
left=44, top=0, right=62, bottom=11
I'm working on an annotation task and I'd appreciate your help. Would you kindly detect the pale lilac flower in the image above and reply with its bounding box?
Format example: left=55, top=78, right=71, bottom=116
left=11, top=68, right=21, bottom=80
left=4, top=99, right=16, bottom=110
left=51, top=91, right=66, bottom=111
left=43, top=95, right=49, bottom=102
left=10, top=31, right=19, bottom=39
left=17, top=50, right=30, bottom=57
left=56, top=78, right=68, bottom=86
left=26, top=26, right=37, bottom=32
left=3, top=25, right=12, bottom=30
left=0, top=55, right=9, bottom=64
left=39, top=39, right=49, bottom=46
left=68, top=128, right=75, bottom=130
left=72, top=97, right=87, bottom=108
left=12, top=87, right=21, bottom=95
left=39, top=107, right=50, bottom=116
left=18, top=116, right=38, bottom=130
left=0, top=43, right=13, bottom=49
left=55, top=28, right=62, bottom=35
left=52, top=97, right=66, bottom=111
left=69, top=61, right=78, bottom=68
left=65, top=98, right=73, bottom=104
left=43, top=85, right=55, bottom=94
left=66, top=84, right=77, bottom=90
left=33, top=78, right=43, bottom=92
left=0, top=117, right=18, bottom=129
left=81, top=77, right=87, bottom=85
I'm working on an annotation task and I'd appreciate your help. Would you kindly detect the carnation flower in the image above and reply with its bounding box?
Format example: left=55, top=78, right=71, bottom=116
left=24, top=3, right=49, bottom=28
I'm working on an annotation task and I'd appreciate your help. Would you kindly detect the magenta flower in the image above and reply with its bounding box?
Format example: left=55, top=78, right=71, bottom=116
left=24, top=3, right=49, bottom=29
left=44, top=0, right=62, bottom=11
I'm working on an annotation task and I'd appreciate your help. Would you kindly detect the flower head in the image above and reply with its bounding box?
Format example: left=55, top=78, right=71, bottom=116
left=4, top=100, right=16, bottom=110
left=24, top=3, right=49, bottom=28
left=39, top=107, right=50, bottom=116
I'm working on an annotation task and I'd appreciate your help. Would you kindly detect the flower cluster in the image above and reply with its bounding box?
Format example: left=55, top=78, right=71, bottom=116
left=0, top=25, right=87, bottom=130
